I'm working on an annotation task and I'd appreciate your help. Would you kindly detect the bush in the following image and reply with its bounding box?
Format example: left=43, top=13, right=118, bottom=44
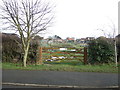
left=27, top=42, right=38, bottom=64
left=88, top=37, right=115, bottom=64
left=2, top=33, right=41, bottom=64
left=116, top=34, right=120, bottom=62
left=2, top=33, right=22, bottom=62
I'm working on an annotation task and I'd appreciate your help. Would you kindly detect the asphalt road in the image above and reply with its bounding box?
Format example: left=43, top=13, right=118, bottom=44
left=2, top=85, right=119, bottom=90
left=2, top=69, right=118, bottom=89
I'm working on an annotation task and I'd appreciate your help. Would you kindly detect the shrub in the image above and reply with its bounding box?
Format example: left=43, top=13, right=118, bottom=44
left=116, top=34, right=120, bottom=62
left=27, top=42, right=38, bottom=64
left=27, top=35, right=43, bottom=64
left=2, top=33, right=22, bottom=62
left=2, top=33, right=41, bottom=64
left=88, top=37, right=115, bottom=64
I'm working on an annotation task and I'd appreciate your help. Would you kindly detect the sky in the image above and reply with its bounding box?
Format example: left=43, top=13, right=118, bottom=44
left=0, top=0, right=119, bottom=39
left=44, top=0, right=119, bottom=39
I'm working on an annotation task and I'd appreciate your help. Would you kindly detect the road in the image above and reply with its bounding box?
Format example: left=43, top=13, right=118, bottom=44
left=2, top=85, right=119, bottom=90
left=2, top=69, right=118, bottom=89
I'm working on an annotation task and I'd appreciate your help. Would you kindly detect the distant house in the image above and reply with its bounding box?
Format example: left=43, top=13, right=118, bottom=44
left=43, top=35, right=64, bottom=45
left=53, top=39, right=64, bottom=43
left=75, top=37, right=95, bottom=47
left=66, top=37, right=75, bottom=43
left=76, top=39, right=81, bottom=43
left=52, top=35, right=64, bottom=43
left=76, top=38, right=86, bottom=44
left=86, top=37, right=95, bottom=43
left=86, top=37, right=95, bottom=41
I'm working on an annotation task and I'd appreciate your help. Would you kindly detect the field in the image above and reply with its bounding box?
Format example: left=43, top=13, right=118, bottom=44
left=2, top=60, right=118, bottom=73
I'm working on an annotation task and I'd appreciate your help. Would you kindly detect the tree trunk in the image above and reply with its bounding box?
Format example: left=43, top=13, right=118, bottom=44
left=23, top=43, right=30, bottom=67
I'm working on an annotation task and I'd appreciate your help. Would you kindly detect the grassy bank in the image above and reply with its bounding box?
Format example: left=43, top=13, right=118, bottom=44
left=2, top=61, right=118, bottom=73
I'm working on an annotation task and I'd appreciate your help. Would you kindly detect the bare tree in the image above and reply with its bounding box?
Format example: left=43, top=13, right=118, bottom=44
left=0, top=0, right=55, bottom=67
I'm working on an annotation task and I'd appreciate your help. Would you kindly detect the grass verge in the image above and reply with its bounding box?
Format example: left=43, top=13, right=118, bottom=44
left=2, top=61, right=118, bottom=73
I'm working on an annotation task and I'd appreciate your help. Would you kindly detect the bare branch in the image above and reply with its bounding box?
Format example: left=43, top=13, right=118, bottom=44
left=1, top=0, right=55, bottom=67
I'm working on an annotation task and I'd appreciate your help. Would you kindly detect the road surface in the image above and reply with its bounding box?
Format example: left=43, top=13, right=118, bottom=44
left=2, top=69, right=118, bottom=89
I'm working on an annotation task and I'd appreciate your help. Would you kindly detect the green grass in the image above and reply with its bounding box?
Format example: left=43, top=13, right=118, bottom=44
left=2, top=61, right=118, bottom=73
left=44, top=60, right=83, bottom=65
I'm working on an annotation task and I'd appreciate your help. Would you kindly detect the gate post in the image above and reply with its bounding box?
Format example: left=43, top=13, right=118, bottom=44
left=84, top=47, right=87, bottom=64
left=39, top=47, right=43, bottom=64
left=37, top=47, right=43, bottom=65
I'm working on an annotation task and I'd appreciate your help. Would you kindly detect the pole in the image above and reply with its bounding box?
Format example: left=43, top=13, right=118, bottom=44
left=39, top=47, right=43, bottom=65
left=84, top=47, right=87, bottom=65
left=114, top=40, right=117, bottom=66
left=37, top=46, right=43, bottom=65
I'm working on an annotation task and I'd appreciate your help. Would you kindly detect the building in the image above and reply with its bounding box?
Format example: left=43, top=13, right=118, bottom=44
left=66, top=37, right=75, bottom=43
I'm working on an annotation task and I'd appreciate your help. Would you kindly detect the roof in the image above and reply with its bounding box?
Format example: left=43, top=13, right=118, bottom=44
left=66, top=38, right=74, bottom=41
left=116, top=34, right=120, bottom=38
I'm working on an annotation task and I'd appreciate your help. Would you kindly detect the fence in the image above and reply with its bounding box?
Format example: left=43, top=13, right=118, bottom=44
left=37, top=47, right=87, bottom=64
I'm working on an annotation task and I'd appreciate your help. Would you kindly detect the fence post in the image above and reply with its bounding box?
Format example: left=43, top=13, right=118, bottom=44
left=39, top=47, right=43, bottom=64
left=84, top=47, right=87, bottom=64
left=37, top=47, right=43, bottom=65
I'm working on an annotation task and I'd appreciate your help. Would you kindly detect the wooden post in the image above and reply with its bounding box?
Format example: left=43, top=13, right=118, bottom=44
left=39, top=47, right=43, bottom=64
left=37, top=47, right=43, bottom=65
left=84, top=47, right=87, bottom=65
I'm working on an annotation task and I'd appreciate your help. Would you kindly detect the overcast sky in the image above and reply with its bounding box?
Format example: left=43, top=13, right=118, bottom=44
left=45, top=0, right=119, bottom=39
left=0, top=0, right=119, bottom=39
